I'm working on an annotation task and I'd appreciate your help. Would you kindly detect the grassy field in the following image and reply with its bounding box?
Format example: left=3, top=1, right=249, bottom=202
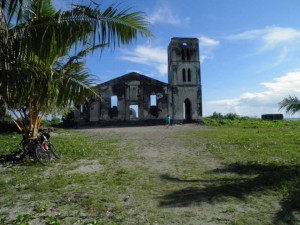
left=187, top=119, right=300, bottom=224
left=0, top=130, right=130, bottom=225
left=0, top=119, right=300, bottom=224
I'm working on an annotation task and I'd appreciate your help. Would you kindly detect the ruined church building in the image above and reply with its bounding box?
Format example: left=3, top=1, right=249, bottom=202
left=75, top=37, right=202, bottom=124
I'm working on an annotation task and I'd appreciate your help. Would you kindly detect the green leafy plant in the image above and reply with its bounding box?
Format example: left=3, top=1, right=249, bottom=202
left=11, top=214, right=35, bottom=225
left=33, top=200, right=51, bottom=213
left=46, top=216, right=62, bottom=225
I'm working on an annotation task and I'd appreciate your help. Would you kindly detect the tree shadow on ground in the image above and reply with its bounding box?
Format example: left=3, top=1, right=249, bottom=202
left=159, top=162, right=300, bottom=224
left=0, top=152, right=22, bottom=164
left=0, top=150, right=33, bottom=166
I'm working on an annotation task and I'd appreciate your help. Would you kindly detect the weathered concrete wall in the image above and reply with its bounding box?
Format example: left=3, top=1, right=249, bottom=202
left=89, top=102, right=100, bottom=122
left=169, top=86, right=201, bottom=120
left=95, top=72, right=168, bottom=122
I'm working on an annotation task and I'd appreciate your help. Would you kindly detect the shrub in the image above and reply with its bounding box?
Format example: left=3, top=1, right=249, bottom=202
left=210, top=112, right=224, bottom=119
left=209, top=112, right=240, bottom=120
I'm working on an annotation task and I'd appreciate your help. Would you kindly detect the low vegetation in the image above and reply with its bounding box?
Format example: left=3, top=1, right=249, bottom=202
left=0, top=130, right=129, bottom=224
left=198, top=117, right=300, bottom=224
left=0, top=117, right=299, bottom=224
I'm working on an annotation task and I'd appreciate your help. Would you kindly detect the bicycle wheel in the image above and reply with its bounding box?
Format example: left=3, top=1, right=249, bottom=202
left=48, top=143, right=61, bottom=159
left=34, top=143, right=50, bottom=166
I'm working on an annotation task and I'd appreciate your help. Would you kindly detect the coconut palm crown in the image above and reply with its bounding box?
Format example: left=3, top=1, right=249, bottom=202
left=0, top=0, right=152, bottom=137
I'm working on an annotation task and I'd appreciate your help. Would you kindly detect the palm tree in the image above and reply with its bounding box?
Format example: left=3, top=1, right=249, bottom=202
left=4, top=49, right=101, bottom=138
left=279, top=96, right=300, bottom=115
left=0, top=0, right=152, bottom=138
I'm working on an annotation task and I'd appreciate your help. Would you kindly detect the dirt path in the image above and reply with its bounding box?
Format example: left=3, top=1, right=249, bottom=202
left=80, top=124, right=233, bottom=224
left=81, top=124, right=219, bottom=172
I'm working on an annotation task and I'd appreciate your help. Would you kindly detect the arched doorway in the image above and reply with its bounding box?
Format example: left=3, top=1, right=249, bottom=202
left=184, top=98, right=192, bottom=121
left=129, top=105, right=138, bottom=120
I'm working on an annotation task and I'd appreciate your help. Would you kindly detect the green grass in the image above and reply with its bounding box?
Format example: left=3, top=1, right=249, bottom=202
left=0, top=120, right=300, bottom=224
left=200, top=118, right=300, bottom=163
left=0, top=130, right=136, bottom=224
left=184, top=118, right=300, bottom=224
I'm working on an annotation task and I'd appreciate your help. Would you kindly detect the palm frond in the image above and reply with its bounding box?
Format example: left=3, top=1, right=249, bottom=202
left=0, top=0, right=151, bottom=137
left=278, top=96, right=300, bottom=115
left=1, top=2, right=152, bottom=64
left=1, top=0, right=24, bottom=25
left=64, top=44, right=107, bottom=67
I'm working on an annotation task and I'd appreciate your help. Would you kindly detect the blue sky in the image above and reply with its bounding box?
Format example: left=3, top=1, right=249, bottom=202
left=53, top=0, right=300, bottom=118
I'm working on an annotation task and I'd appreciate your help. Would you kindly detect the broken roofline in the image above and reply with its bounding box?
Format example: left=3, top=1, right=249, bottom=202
left=96, top=72, right=168, bottom=87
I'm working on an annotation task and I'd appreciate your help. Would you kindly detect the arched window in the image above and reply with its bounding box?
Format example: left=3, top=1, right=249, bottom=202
left=188, top=69, right=191, bottom=82
left=182, top=69, right=186, bottom=82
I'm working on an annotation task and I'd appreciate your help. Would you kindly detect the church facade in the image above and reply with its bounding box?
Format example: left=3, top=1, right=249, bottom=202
left=75, top=37, right=202, bottom=124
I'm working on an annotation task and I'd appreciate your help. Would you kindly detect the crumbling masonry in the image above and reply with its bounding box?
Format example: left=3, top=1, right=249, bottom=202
left=75, top=37, right=202, bottom=125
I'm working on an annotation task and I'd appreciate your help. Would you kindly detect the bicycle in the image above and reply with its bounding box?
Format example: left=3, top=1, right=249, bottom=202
left=17, top=136, right=51, bottom=166
left=38, top=132, right=61, bottom=160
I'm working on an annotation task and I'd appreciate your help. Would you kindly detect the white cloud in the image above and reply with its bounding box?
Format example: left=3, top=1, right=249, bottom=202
left=157, top=64, right=168, bottom=75
left=207, top=70, right=300, bottom=117
left=226, top=26, right=300, bottom=70
left=227, top=29, right=264, bottom=41
left=262, top=27, right=300, bottom=49
left=198, top=36, right=220, bottom=63
left=262, top=70, right=300, bottom=93
left=148, top=3, right=186, bottom=26
left=199, top=36, right=220, bottom=47
left=120, top=45, right=167, bottom=76
left=228, top=26, right=300, bottom=50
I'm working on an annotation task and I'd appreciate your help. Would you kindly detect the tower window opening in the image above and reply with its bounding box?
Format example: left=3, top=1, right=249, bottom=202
left=181, top=48, right=185, bottom=60
left=186, top=48, right=190, bottom=60
left=182, top=69, right=186, bottom=82
left=188, top=69, right=191, bottom=82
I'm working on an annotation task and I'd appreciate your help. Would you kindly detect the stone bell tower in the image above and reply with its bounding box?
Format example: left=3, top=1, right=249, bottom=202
left=168, top=37, right=202, bottom=121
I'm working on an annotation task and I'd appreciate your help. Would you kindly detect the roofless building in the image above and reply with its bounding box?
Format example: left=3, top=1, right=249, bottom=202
left=75, top=37, right=202, bottom=125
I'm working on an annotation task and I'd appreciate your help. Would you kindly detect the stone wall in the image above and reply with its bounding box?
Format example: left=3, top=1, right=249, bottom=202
left=88, top=72, right=169, bottom=122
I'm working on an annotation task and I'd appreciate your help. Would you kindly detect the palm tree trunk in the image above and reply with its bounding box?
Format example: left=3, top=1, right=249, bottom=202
left=0, top=6, right=8, bottom=69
